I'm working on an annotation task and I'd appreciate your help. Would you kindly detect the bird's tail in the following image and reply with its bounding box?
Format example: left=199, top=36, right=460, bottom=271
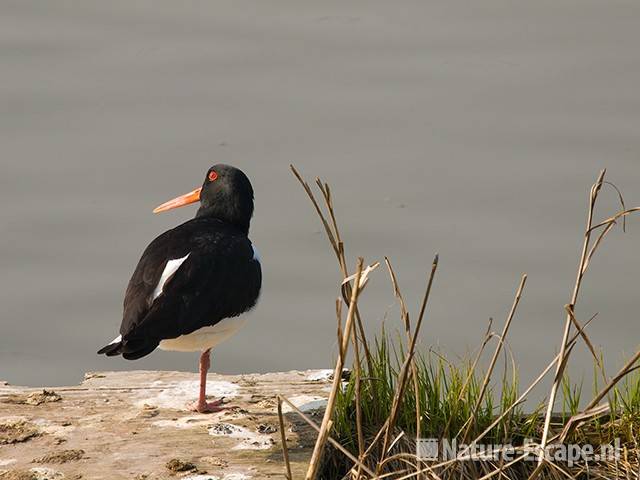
left=97, top=335, right=158, bottom=360
left=97, top=341, right=122, bottom=356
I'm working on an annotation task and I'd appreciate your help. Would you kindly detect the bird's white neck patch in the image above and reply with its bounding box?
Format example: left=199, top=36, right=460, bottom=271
left=152, top=253, right=191, bottom=301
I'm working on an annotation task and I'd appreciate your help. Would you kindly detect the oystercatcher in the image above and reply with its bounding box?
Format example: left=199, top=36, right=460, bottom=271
left=98, top=164, right=261, bottom=413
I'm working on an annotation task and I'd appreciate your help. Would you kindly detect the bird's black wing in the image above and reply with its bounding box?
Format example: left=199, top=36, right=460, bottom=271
left=120, top=223, right=194, bottom=337
left=98, top=217, right=261, bottom=359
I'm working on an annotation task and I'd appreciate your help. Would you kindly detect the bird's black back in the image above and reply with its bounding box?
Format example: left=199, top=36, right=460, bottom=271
left=100, top=216, right=261, bottom=359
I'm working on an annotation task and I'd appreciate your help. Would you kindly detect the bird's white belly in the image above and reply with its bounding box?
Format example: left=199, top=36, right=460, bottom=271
left=158, top=316, right=246, bottom=352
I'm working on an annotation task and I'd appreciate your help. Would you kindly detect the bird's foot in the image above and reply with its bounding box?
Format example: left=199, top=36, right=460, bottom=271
left=188, top=397, right=226, bottom=414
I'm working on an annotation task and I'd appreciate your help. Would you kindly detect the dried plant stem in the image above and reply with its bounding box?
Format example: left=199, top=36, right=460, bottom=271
left=463, top=274, right=527, bottom=442
left=351, top=320, right=365, bottom=479
left=336, top=299, right=344, bottom=354
left=558, top=345, right=640, bottom=443
left=277, top=396, right=293, bottom=480
left=384, top=258, right=422, bottom=456
left=289, top=165, right=340, bottom=258
left=539, top=169, right=606, bottom=462
left=402, top=328, right=588, bottom=480
left=317, top=178, right=376, bottom=383
left=585, top=346, right=640, bottom=412
left=557, top=403, right=610, bottom=444
left=443, top=318, right=494, bottom=439
left=379, top=255, right=439, bottom=467
left=563, top=306, right=604, bottom=377
left=290, top=165, right=376, bottom=379
left=305, top=258, right=365, bottom=480
left=279, top=396, right=377, bottom=478
left=475, top=453, right=531, bottom=480
left=462, top=314, right=597, bottom=461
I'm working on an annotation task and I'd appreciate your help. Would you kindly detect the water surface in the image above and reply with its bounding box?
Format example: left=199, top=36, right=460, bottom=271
left=1, top=1, right=639, bottom=390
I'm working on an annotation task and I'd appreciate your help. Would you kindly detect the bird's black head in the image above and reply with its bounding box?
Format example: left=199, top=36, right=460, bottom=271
left=153, top=164, right=255, bottom=234
left=197, top=164, right=254, bottom=233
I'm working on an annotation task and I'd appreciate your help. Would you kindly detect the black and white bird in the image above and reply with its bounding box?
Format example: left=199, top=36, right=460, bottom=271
left=98, top=164, right=261, bottom=413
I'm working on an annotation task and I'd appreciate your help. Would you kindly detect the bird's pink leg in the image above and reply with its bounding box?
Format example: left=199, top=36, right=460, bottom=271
left=188, top=348, right=225, bottom=413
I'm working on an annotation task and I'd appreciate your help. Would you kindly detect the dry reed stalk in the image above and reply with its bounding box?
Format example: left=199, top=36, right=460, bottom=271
left=337, top=298, right=344, bottom=354
left=377, top=453, right=420, bottom=478
left=380, top=455, right=445, bottom=480
left=393, top=448, right=530, bottom=480
left=588, top=206, right=640, bottom=233
left=359, top=416, right=391, bottom=466
left=474, top=453, right=530, bottom=480
left=538, top=170, right=640, bottom=472
left=378, top=254, right=439, bottom=468
left=318, top=178, right=376, bottom=383
left=563, top=306, right=606, bottom=382
left=349, top=308, right=365, bottom=479
left=277, top=396, right=293, bottom=480
left=585, top=346, right=640, bottom=410
left=305, top=258, right=365, bottom=480
left=289, top=165, right=340, bottom=258
left=384, top=257, right=422, bottom=477
left=291, top=165, right=376, bottom=381
left=441, top=318, right=494, bottom=442
left=539, top=169, right=606, bottom=462
left=315, top=179, right=348, bottom=275
left=454, top=314, right=598, bottom=469
left=279, top=395, right=377, bottom=478
left=462, top=274, right=527, bottom=443
left=384, top=257, right=411, bottom=335
left=556, top=403, right=610, bottom=444
left=556, top=345, right=640, bottom=444
left=544, top=457, right=576, bottom=479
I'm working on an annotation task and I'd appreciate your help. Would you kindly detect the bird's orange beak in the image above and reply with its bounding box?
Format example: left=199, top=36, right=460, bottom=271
left=153, top=187, right=202, bottom=213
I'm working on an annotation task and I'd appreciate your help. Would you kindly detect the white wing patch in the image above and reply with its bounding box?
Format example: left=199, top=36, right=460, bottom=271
left=108, top=334, right=122, bottom=345
left=152, top=253, right=191, bottom=301
left=252, top=244, right=261, bottom=263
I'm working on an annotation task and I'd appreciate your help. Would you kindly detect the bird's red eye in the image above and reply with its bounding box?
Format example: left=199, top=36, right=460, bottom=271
left=208, top=171, right=218, bottom=182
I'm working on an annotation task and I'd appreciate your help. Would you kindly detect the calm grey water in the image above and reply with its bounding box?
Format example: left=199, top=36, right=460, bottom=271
left=1, top=1, right=639, bottom=390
